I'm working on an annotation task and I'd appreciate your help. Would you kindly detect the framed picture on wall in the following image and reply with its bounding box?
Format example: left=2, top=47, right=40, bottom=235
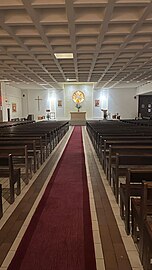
left=12, top=103, right=17, bottom=112
left=58, top=100, right=62, bottom=107
left=95, top=99, right=100, bottom=107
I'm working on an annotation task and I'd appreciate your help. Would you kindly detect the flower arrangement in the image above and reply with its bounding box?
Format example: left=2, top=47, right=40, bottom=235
left=76, top=103, right=82, bottom=112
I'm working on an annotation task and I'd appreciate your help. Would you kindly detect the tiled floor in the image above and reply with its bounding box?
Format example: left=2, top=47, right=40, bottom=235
left=0, top=126, right=144, bottom=270
left=0, top=167, right=27, bottom=215
left=82, top=127, right=143, bottom=270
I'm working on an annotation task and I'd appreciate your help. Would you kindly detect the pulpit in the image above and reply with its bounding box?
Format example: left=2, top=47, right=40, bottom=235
left=70, top=112, right=86, bottom=126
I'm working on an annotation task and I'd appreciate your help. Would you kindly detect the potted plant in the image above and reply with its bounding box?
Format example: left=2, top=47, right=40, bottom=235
left=76, top=103, right=82, bottom=112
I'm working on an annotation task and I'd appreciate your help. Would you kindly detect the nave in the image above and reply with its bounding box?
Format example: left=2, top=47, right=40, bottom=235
left=0, top=124, right=143, bottom=270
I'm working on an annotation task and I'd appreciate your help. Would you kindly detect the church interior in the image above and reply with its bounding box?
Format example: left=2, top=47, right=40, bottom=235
left=0, top=1, right=152, bottom=270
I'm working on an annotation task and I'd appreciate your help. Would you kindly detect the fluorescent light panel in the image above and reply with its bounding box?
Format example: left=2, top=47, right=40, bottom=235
left=54, top=53, right=73, bottom=59
left=67, top=78, right=77, bottom=81
left=0, top=79, right=11, bottom=82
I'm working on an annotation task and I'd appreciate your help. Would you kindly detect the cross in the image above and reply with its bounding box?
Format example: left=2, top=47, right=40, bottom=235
left=35, top=96, right=42, bottom=111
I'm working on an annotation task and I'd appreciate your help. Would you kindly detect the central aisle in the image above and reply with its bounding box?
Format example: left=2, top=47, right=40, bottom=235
left=8, top=127, right=96, bottom=270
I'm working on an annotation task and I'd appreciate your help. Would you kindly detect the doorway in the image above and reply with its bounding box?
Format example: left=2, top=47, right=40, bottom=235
left=7, top=108, right=10, bottom=121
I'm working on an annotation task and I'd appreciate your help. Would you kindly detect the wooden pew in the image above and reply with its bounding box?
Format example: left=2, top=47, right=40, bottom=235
left=0, top=154, right=21, bottom=204
left=0, top=121, right=69, bottom=165
left=0, top=132, right=48, bottom=159
left=107, top=145, right=152, bottom=184
left=0, top=136, right=44, bottom=165
left=86, top=120, right=152, bottom=157
left=0, top=184, right=2, bottom=218
left=97, top=135, right=152, bottom=159
left=0, top=145, right=30, bottom=184
left=103, top=140, right=152, bottom=170
left=142, top=219, right=152, bottom=270
left=111, top=154, right=152, bottom=203
left=120, top=168, right=152, bottom=234
left=0, top=140, right=39, bottom=174
left=131, top=182, right=152, bottom=266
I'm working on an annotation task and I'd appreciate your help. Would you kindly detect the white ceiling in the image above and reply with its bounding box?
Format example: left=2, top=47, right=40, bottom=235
left=0, top=0, right=152, bottom=90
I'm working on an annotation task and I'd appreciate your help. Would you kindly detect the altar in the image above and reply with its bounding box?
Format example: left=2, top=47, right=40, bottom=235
left=70, top=112, right=86, bottom=126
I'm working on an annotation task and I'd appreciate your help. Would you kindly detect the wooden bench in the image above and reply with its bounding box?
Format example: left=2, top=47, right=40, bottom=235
left=103, top=140, right=152, bottom=170
left=142, top=218, right=152, bottom=270
left=0, top=121, right=69, bottom=160
left=120, top=168, right=152, bottom=234
left=0, top=140, right=40, bottom=173
left=0, top=154, right=21, bottom=204
left=0, top=132, right=48, bottom=160
left=0, top=145, right=30, bottom=184
left=0, top=184, right=2, bottom=218
left=131, top=182, right=152, bottom=265
left=98, top=135, right=152, bottom=159
left=86, top=120, right=152, bottom=159
left=0, top=136, right=44, bottom=165
left=111, top=154, right=152, bottom=203
left=107, top=145, right=152, bottom=184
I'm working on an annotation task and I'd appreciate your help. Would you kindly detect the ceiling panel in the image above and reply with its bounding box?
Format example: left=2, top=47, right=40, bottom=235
left=0, top=0, right=151, bottom=90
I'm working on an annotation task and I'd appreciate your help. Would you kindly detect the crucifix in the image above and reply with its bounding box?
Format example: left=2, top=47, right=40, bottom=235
left=35, top=96, right=42, bottom=111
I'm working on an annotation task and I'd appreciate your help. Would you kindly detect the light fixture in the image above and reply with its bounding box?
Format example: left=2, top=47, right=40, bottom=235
left=0, top=79, right=11, bottom=82
left=66, top=78, right=77, bottom=82
left=54, top=53, right=74, bottom=59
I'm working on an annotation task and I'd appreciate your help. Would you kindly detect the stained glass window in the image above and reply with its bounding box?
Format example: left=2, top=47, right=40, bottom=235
left=72, top=91, right=85, bottom=104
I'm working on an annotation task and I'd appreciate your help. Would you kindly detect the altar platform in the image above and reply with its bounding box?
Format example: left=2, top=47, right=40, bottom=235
left=70, top=112, right=86, bottom=126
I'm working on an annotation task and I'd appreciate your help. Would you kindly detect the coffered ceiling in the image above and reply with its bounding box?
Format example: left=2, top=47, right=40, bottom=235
left=0, top=0, right=152, bottom=90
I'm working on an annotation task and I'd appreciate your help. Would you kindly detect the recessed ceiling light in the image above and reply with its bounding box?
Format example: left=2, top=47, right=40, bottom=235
left=0, top=79, right=11, bottom=82
left=54, top=53, right=73, bottom=59
left=66, top=78, right=77, bottom=82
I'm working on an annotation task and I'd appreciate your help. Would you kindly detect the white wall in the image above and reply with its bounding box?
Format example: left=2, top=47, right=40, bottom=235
left=93, top=89, right=108, bottom=119
left=108, top=88, right=138, bottom=119
left=56, top=90, right=64, bottom=119
left=136, top=82, right=152, bottom=95
left=1, top=83, right=138, bottom=122
left=22, top=88, right=66, bottom=120
left=93, top=87, right=138, bottom=119
left=64, top=84, right=93, bottom=119
left=1, top=83, right=22, bottom=121
left=22, top=89, right=53, bottom=120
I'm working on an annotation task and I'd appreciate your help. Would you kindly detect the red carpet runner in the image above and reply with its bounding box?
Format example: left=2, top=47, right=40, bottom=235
left=8, top=127, right=97, bottom=270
